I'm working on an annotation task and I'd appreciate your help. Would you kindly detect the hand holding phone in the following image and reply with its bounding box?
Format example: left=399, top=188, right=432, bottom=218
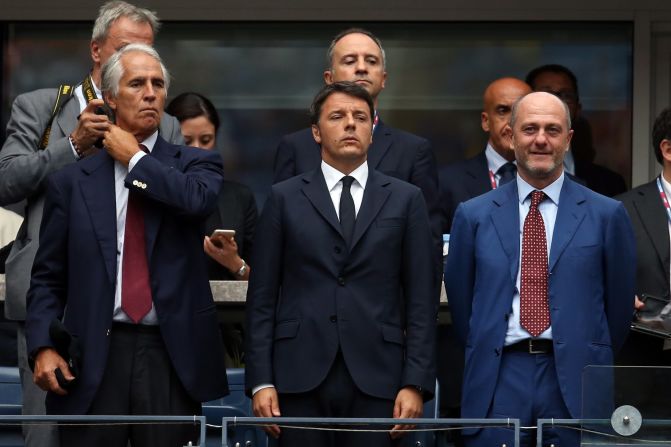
left=210, top=229, right=236, bottom=247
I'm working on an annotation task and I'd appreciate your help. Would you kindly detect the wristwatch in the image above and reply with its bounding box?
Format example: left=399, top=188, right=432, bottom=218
left=235, top=259, right=248, bottom=278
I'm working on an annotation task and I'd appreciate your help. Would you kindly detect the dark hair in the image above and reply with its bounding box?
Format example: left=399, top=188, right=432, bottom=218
left=326, top=27, right=386, bottom=69
left=653, top=108, right=671, bottom=165
left=525, top=64, right=580, bottom=101
left=165, top=92, right=220, bottom=131
left=309, top=82, right=375, bottom=126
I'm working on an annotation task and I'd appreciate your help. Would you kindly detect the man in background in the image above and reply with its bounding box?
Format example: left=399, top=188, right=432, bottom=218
left=526, top=64, right=626, bottom=197
left=0, top=2, right=182, bottom=445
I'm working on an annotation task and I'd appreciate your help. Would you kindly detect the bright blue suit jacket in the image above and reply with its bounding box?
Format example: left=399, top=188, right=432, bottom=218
left=245, top=168, right=438, bottom=401
left=445, top=176, right=635, bottom=419
left=25, top=136, right=229, bottom=414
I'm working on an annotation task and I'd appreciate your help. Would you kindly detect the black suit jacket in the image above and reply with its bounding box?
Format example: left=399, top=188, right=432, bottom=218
left=273, top=121, right=443, bottom=269
left=575, top=160, right=626, bottom=198
left=204, top=181, right=258, bottom=280
left=245, top=168, right=437, bottom=401
left=438, top=150, right=490, bottom=233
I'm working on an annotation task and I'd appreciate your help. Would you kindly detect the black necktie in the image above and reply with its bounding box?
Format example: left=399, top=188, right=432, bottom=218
left=339, top=176, right=356, bottom=248
left=497, top=162, right=517, bottom=186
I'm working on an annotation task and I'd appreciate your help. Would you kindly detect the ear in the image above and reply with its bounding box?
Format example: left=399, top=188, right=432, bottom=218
left=661, top=139, right=671, bottom=164
left=104, top=91, right=117, bottom=112
left=324, top=70, right=334, bottom=85
left=481, top=112, right=490, bottom=132
left=380, top=70, right=387, bottom=90
left=503, top=124, right=514, bottom=149
left=311, top=124, right=322, bottom=144
left=565, top=128, right=574, bottom=151
left=90, top=40, right=101, bottom=65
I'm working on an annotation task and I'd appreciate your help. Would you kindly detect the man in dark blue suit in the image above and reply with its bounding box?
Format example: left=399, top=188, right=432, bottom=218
left=246, top=82, right=437, bottom=447
left=25, top=44, right=228, bottom=447
left=445, top=92, right=635, bottom=447
left=273, top=28, right=443, bottom=272
left=440, top=77, right=531, bottom=232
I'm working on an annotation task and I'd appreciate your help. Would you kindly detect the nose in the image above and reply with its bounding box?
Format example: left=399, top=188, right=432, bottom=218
left=355, top=56, right=367, bottom=73
left=345, top=112, right=356, bottom=129
left=535, top=129, right=548, bottom=145
left=143, top=81, right=157, bottom=100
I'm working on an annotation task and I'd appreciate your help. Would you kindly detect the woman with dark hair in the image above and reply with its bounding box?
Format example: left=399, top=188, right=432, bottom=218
left=166, top=92, right=257, bottom=282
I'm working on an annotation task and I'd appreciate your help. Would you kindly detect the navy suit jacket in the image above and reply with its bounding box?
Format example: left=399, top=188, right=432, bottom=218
left=273, top=121, right=443, bottom=270
left=445, top=177, right=635, bottom=419
left=439, top=150, right=490, bottom=233
left=245, top=168, right=437, bottom=401
left=26, top=136, right=229, bottom=414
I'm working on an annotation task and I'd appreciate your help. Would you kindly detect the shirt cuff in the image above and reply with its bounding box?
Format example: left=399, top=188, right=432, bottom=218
left=252, top=384, right=275, bottom=396
left=128, top=150, right=146, bottom=171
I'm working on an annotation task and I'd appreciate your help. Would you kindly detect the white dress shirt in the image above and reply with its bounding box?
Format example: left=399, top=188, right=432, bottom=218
left=485, top=143, right=516, bottom=188
left=504, top=172, right=564, bottom=345
left=112, top=131, right=158, bottom=324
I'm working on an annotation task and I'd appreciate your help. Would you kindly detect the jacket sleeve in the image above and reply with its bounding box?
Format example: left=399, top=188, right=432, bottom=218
left=272, top=135, right=296, bottom=184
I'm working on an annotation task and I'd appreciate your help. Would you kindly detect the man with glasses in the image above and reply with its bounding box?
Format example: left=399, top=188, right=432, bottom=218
left=526, top=64, right=626, bottom=197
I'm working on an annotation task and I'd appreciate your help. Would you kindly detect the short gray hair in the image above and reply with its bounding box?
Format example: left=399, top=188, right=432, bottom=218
left=326, top=28, right=386, bottom=70
left=91, top=1, right=160, bottom=43
left=509, top=92, right=572, bottom=130
left=101, top=43, right=170, bottom=98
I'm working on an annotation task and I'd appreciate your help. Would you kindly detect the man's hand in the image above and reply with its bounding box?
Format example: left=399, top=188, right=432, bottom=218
left=70, top=99, right=111, bottom=155
left=204, top=236, right=245, bottom=275
left=390, top=386, right=423, bottom=439
left=103, top=124, right=143, bottom=166
left=634, top=295, right=645, bottom=311
left=252, top=387, right=281, bottom=438
left=32, top=348, right=73, bottom=396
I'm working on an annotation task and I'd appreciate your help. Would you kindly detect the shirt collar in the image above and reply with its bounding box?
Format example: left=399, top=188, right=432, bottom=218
left=140, top=131, right=159, bottom=153
left=516, top=171, right=564, bottom=206
left=485, top=143, right=514, bottom=174
left=321, top=160, right=369, bottom=192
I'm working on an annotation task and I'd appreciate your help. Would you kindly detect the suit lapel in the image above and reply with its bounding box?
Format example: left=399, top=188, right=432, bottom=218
left=350, top=170, right=391, bottom=251
left=143, top=137, right=178, bottom=259
left=54, top=94, right=80, bottom=138
left=367, top=120, right=392, bottom=170
left=490, top=183, right=520, bottom=283
left=466, top=151, right=492, bottom=196
left=301, top=170, right=342, bottom=237
left=633, top=181, right=670, bottom=273
left=549, top=179, right=586, bottom=271
left=79, top=151, right=117, bottom=285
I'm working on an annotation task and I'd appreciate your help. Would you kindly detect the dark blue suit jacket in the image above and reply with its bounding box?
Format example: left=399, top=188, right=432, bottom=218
left=245, top=168, right=437, bottom=401
left=273, top=121, right=443, bottom=270
left=445, top=177, right=635, bottom=419
left=26, top=136, right=229, bottom=414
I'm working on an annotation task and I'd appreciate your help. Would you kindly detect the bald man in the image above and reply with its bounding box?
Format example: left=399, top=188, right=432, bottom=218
left=439, top=77, right=531, bottom=231
left=445, top=92, right=635, bottom=447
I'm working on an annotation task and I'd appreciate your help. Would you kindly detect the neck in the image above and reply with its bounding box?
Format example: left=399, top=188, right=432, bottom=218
left=518, top=168, right=562, bottom=190
left=490, top=141, right=515, bottom=162
left=90, top=67, right=101, bottom=88
left=323, top=155, right=366, bottom=175
left=662, top=167, right=671, bottom=184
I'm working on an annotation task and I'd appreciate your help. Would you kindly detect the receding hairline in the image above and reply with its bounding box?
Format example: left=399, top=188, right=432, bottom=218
left=510, top=91, right=572, bottom=130
left=482, top=77, right=531, bottom=109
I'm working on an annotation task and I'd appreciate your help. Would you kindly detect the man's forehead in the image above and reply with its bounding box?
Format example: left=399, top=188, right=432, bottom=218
left=334, top=33, right=381, bottom=55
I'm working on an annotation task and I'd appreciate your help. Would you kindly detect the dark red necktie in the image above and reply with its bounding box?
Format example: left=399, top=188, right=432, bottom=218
left=520, top=190, right=550, bottom=337
left=121, top=145, right=151, bottom=323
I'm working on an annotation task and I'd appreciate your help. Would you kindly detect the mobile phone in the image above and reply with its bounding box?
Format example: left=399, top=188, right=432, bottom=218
left=210, top=229, right=236, bottom=247
left=94, top=104, right=116, bottom=149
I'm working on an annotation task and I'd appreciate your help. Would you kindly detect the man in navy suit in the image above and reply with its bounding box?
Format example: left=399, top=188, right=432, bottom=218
left=25, top=44, right=228, bottom=447
left=440, top=77, right=531, bottom=232
left=273, top=28, right=443, bottom=273
left=445, top=92, right=635, bottom=447
left=526, top=64, right=626, bottom=197
left=246, top=81, right=437, bottom=447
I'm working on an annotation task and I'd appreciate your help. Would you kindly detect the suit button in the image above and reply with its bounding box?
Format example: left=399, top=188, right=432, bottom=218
left=334, top=246, right=341, bottom=254
left=330, top=315, right=337, bottom=323
left=338, top=276, right=345, bottom=286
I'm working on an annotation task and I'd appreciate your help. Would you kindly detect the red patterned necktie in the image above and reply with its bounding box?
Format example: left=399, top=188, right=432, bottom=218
left=121, top=145, right=151, bottom=323
left=520, top=190, right=550, bottom=337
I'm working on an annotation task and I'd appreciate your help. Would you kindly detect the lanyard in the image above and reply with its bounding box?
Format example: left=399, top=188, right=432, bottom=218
left=81, top=73, right=99, bottom=104
left=657, top=176, right=671, bottom=224
left=488, top=170, right=497, bottom=190
left=372, top=112, right=379, bottom=134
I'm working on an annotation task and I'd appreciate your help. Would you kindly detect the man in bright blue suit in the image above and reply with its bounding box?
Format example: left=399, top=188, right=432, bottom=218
left=445, top=91, right=635, bottom=447
left=25, top=44, right=228, bottom=447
